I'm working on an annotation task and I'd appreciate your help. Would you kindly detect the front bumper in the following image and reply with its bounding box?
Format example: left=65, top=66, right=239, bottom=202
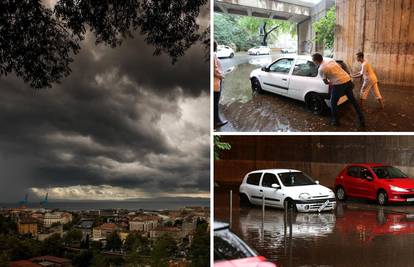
left=294, top=198, right=336, bottom=212
left=388, top=192, right=414, bottom=203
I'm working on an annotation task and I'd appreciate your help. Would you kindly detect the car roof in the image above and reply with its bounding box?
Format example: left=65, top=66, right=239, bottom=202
left=346, top=163, right=387, bottom=167
left=276, top=55, right=332, bottom=61
left=248, top=169, right=301, bottom=174
left=214, top=221, right=229, bottom=231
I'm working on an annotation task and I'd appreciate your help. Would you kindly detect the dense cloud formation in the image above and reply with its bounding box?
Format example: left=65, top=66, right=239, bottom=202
left=0, top=12, right=209, bottom=201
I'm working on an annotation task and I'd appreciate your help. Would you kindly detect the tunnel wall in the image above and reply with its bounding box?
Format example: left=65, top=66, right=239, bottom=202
left=334, top=0, right=414, bottom=86
left=214, top=136, right=414, bottom=187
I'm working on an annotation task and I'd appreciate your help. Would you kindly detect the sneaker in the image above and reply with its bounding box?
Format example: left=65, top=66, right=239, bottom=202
left=215, top=120, right=228, bottom=128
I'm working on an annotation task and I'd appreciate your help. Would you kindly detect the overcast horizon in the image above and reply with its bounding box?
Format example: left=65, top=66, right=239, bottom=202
left=0, top=2, right=210, bottom=203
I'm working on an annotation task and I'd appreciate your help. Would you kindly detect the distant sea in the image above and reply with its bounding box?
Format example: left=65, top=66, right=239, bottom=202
left=0, top=197, right=210, bottom=211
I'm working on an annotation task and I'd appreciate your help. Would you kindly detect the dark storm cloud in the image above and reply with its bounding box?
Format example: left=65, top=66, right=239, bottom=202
left=0, top=9, right=210, bottom=201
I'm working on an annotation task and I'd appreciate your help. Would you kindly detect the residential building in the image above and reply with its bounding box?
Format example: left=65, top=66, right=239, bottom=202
left=43, top=212, right=72, bottom=227
left=17, top=218, right=38, bottom=237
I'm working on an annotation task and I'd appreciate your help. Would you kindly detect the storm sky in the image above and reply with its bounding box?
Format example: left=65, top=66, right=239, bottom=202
left=0, top=4, right=210, bottom=202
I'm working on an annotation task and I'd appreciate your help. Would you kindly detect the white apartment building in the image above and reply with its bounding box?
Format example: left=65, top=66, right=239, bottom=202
left=43, top=212, right=72, bottom=227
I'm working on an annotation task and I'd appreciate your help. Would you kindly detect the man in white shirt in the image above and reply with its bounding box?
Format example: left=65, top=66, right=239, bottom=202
left=351, top=52, right=384, bottom=109
left=312, top=53, right=365, bottom=127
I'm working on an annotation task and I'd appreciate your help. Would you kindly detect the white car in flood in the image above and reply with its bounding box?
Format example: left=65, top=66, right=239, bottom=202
left=249, top=55, right=349, bottom=114
left=239, top=169, right=336, bottom=212
left=217, top=45, right=234, bottom=58
left=248, top=46, right=271, bottom=55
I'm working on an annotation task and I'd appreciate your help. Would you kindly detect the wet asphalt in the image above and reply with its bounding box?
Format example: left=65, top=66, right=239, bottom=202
left=215, top=184, right=414, bottom=267
left=216, top=53, right=414, bottom=132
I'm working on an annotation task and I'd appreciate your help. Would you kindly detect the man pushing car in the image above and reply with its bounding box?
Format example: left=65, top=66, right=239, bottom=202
left=351, top=52, right=384, bottom=109
left=312, top=53, right=365, bottom=128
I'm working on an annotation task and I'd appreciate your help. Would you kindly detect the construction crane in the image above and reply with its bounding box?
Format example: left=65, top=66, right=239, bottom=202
left=40, top=192, right=48, bottom=205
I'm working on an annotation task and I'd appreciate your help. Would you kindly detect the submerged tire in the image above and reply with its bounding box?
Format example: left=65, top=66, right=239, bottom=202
left=284, top=198, right=297, bottom=212
left=251, top=77, right=263, bottom=94
left=305, top=93, right=327, bottom=115
left=377, top=190, right=388, bottom=206
left=240, top=194, right=251, bottom=207
left=336, top=186, right=347, bottom=201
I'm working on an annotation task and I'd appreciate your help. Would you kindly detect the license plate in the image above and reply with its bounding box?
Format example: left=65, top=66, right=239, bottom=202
left=318, top=200, right=329, bottom=212
left=407, top=198, right=414, bottom=202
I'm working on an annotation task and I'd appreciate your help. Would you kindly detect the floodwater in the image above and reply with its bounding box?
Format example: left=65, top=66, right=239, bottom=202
left=216, top=54, right=414, bottom=132
left=215, top=185, right=414, bottom=267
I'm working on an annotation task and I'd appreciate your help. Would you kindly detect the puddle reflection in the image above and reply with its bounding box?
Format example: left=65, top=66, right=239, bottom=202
left=215, top=189, right=414, bottom=266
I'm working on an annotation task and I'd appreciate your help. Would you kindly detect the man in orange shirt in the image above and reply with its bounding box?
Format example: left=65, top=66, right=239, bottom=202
left=214, top=41, right=228, bottom=128
left=351, top=52, right=384, bottom=109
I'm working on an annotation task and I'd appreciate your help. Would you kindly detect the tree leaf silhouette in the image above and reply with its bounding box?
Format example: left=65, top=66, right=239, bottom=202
left=0, top=0, right=207, bottom=88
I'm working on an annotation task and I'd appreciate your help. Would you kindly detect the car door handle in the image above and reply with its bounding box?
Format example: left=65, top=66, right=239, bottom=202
left=282, top=78, right=287, bottom=81
left=259, top=190, right=263, bottom=192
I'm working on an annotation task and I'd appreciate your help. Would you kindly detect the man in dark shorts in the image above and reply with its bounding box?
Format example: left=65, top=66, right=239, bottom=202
left=312, top=53, right=365, bottom=128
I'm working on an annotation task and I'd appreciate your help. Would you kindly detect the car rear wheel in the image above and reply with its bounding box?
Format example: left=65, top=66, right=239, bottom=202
left=256, top=51, right=260, bottom=56
left=239, top=194, right=251, bottom=207
left=229, top=53, right=234, bottom=58
left=377, top=190, right=388, bottom=206
left=336, top=187, right=347, bottom=201
left=251, top=78, right=263, bottom=94
left=305, top=93, right=327, bottom=115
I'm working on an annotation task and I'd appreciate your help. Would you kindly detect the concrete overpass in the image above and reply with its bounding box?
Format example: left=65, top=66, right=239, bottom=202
left=214, top=0, right=334, bottom=54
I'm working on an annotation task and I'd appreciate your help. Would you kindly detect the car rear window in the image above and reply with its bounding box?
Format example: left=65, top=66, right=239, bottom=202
left=246, top=173, right=262, bottom=185
left=292, top=59, right=318, bottom=77
left=347, top=166, right=361, bottom=177
left=262, top=173, right=279, bottom=188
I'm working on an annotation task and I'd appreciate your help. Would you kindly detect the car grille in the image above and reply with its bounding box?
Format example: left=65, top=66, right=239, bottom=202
left=401, top=194, right=414, bottom=199
left=308, top=202, right=336, bottom=210
left=311, top=195, right=330, bottom=199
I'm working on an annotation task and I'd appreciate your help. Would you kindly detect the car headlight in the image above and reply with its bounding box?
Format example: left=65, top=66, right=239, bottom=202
left=299, top=193, right=311, bottom=200
left=390, top=185, right=409, bottom=192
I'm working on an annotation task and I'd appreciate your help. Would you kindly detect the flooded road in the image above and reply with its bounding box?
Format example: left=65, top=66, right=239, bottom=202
left=215, top=185, right=414, bottom=267
left=216, top=54, right=414, bottom=132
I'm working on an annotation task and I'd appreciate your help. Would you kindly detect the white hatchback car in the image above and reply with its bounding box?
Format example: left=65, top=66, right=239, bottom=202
left=248, top=46, right=271, bottom=55
left=239, top=169, right=336, bottom=212
left=250, top=55, right=349, bottom=114
left=217, top=45, right=234, bottom=58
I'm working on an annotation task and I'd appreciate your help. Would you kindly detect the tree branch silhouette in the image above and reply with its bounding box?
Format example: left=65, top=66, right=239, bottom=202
left=0, top=0, right=207, bottom=89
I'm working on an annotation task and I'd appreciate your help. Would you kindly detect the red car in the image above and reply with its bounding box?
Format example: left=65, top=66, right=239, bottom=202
left=334, top=163, right=414, bottom=205
left=214, top=221, right=277, bottom=267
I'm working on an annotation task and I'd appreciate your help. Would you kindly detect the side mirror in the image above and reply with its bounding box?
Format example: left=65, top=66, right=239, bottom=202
left=366, top=176, right=373, bottom=181
left=261, top=66, right=268, bottom=72
left=271, top=184, right=281, bottom=189
left=315, top=180, right=320, bottom=184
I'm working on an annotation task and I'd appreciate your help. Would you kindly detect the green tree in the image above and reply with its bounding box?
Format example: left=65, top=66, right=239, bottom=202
left=214, top=13, right=296, bottom=51
left=238, top=16, right=295, bottom=46
left=73, top=250, right=93, bottom=267
left=0, top=0, right=207, bottom=88
left=188, top=222, right=209, bottom=267
left=313, top=6, right=336, bottom=51
left=64, top=229, right=83, bottom=245
left=106, top=231, right=122, bottom=251
left=42, top=234, right=64, bottom=257
left=90, top=252, right=109, bottom=267
left=124, top=232, right=150, bottom=255
left=0, top=216, right=17, bottom=235
left=151, top=234, right=178, bottom=267
left=0, top=251, right=9, bottom=267
left=214, top=136, right=231, bottom=160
